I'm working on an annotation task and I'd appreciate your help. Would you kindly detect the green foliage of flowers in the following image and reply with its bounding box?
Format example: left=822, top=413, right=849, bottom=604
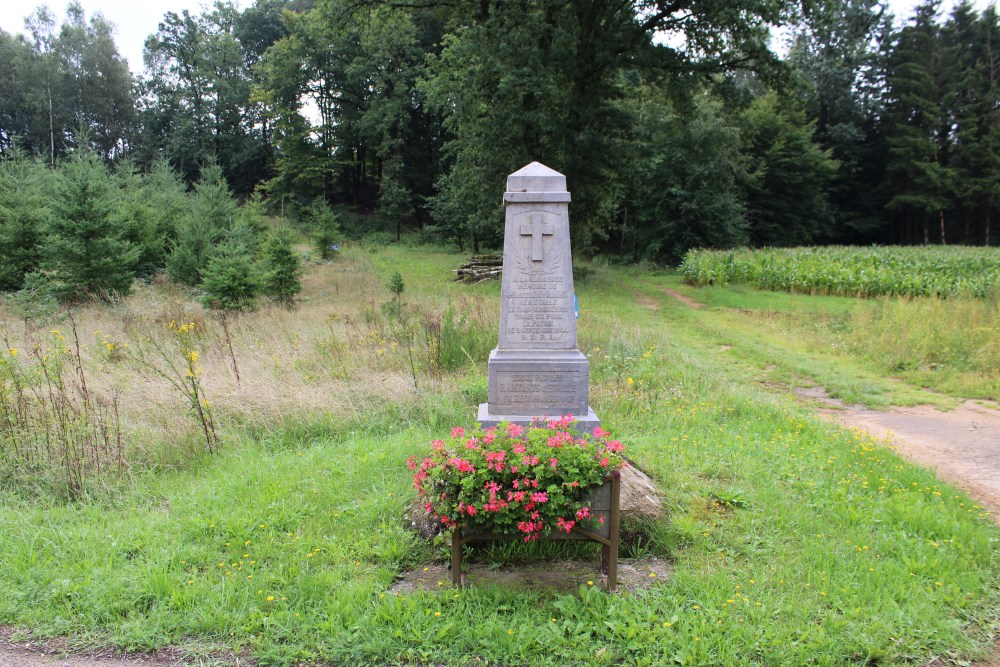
left=410, top=419, right=625, bottom=540
left=681, top=246, right=1000, bottom=298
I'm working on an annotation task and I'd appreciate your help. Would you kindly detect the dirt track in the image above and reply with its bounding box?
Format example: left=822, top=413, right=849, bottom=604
left=798, top=387, right=1000, bottom=524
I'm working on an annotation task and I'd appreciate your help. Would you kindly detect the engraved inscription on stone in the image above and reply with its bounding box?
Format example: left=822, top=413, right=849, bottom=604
left=505, top=209, right=572, bottom=346
left=493, top=370, right=585, bottom=411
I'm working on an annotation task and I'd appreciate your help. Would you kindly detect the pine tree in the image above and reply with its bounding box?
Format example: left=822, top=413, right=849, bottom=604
left=882, top=0, right=957, bottom=244
left=785, top=0, right=890, bottom=240
left=200, top=231, right=262, bottom=311
left=948, top=3, right=1000, bottom=245
left=742, top=95, right=839, bottom=247
left=167, top=163, right=238, bottom=285
left=44, top=151, right=139, bottom=301
left=306, top=198, right=340, bottom=260
left=261, top=226, right=302, bottom=305
left=0, top=149, right=48, bottom=290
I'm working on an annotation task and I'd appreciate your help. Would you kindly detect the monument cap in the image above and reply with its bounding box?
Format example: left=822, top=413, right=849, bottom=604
left=505, top=161, right=567, bottom=194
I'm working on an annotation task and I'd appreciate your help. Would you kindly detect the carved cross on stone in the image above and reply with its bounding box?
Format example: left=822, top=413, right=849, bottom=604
left=519, top=214, right=554, bottom=261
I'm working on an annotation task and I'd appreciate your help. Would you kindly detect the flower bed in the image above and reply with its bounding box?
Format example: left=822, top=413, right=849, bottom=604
left=409, top=416, right=627, bottom=542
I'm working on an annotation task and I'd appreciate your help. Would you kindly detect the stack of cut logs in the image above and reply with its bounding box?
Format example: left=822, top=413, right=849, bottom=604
left=454, top=254, right=503, bottom=283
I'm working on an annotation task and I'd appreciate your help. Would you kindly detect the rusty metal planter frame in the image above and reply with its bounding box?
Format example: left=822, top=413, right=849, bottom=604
left=450, top=471, right=621, bottom=591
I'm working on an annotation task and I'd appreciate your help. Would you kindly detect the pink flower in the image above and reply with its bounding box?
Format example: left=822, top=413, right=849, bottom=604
left=511, top=465, right=519, bottom=473
left=512, top=443, right=526, bottom=454
left=466, top=505, right=477, bottom=516
left=448, top=457, right=475, bottom=473
left=483, top=433, right=495, bottom=444
left=465, top=438, right=479, bottom=450
left=600, top=458, right=610, bottom=467
left=594, top=427, right=609, bottom=438
left=550, top=457, right=559, bottom=468
left=451, top=426, right=465, bottom=438
left=530, top=492, right=548, bottom=503
left=432, top=439, right=445, bottom=450
left=604, top=440, right=624, bottom=452
left=506, top=423, right=524, bottom=437
left=548, top=415, right=574, bottom=429
left=575, top=506, right=591, bottom=521
left=597, top=514, right=605, bottom=525
left=556, top=517, right=575, bottom=533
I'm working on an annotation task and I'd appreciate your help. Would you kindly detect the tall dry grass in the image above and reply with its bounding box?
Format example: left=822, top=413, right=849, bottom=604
left=0, top=248, right=500, bottom=491
left=845, top=292, right=1000, bottom=397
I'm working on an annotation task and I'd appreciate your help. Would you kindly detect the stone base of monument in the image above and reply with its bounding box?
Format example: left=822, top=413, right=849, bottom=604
left=480, top=348, right=600, bottom=435
left=477, top=404, right=601, bottom=435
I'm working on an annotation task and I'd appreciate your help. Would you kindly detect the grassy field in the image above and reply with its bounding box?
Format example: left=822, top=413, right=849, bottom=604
left=0, top=245, right=997, bottom=666
left=643, top=265, right=1000, bottom=405
left=680, top=246, right=1000, bottom=298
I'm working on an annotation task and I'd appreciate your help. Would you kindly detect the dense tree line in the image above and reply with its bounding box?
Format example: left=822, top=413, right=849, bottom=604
left=0, top=149, right=301, bottom=307
left=1, top=0, right=998, bottom=276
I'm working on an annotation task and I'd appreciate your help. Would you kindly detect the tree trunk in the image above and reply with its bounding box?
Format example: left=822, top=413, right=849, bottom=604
left=923, top=215, right=930, bottom=245
left=47, top=79, right=54, bottom=167
left=939, top=210, right=946, bottom=245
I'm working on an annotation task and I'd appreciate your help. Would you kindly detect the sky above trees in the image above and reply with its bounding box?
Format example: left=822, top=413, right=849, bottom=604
left=0, top=0, right=252, bottom=72
left=0, top=0, right=993, bottom=74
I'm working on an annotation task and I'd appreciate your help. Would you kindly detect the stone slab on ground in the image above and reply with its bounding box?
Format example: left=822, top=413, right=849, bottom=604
left=389, top=558, right=671, bottom=595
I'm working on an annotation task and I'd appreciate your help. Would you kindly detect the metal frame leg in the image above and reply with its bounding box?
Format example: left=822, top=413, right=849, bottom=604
left=451, top=530, right=462, bottom=587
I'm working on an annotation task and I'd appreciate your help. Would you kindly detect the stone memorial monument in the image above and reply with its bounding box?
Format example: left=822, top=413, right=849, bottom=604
left=478, top=161, right=600, bottom=435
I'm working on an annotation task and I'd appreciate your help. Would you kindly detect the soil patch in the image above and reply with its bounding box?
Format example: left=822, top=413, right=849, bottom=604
left=635, top=294, right=660, bottom=311
left=0, top=627, right=235, bottom=667
left=662, top=289, right=703, bottom=309
left=390, top=557, right=671, bottom=595
left=796, top=387, right=1000, bottom=524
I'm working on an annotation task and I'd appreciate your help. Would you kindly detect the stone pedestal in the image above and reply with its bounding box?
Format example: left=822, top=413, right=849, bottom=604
left=478, top=162, right=599, bottom=435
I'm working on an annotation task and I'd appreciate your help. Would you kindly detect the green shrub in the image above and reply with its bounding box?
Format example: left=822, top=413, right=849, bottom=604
left=167, top=164, right=237, bottom=286
left=200, top=237, right=262, bottom=311
left=44, top=152, right=139, bottom=301
left=306, top=198, right=340, bottom=260
left=261, top=226, right=302, bottom=304
left=0, top=150, right=48, bottom=291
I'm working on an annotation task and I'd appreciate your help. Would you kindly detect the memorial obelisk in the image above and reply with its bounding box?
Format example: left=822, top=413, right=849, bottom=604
left=478, top=162, right=600, bottom=435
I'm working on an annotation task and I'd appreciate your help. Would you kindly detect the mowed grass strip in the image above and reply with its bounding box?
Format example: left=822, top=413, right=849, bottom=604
left=0, top=246, right=996, bottom=666
left=681, top=245, right=1000, bottom=298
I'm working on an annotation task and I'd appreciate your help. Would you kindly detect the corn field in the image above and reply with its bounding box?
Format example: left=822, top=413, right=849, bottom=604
left=680, top=246, right=1000, bottom=298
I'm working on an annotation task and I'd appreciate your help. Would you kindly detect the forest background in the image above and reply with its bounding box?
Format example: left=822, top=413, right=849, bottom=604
left=1, top=0, right=999, bottom=304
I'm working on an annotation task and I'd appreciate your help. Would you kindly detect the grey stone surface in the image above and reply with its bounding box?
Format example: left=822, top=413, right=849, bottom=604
left=480, top=162, right=598, bottom=432
left=477, top=405, right=601, bottom=436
